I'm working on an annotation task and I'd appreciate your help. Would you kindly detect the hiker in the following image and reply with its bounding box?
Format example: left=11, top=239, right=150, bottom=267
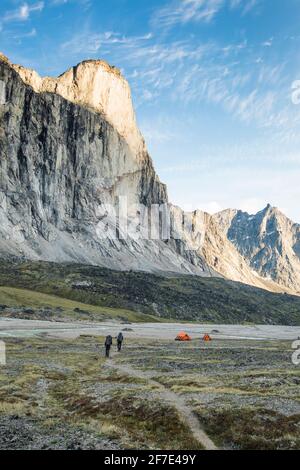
left=117, top=332, right=124, bottom=352
left=105, top=335, right=113, bottom=358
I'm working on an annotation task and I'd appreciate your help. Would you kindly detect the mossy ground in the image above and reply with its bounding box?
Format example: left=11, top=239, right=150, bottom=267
left=0, top=260, right=300, bottom=324
left=0, top=285, right=157, bottom=323
left=0, top=335, right=298, bottom=449
left=112, top=338, right=300, bottom=450
left=0, top=336, right=201, bottom=449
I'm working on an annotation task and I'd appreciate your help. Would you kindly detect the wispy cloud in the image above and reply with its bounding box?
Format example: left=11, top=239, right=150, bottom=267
left=0, top=0, right=298, bottom=220
left=50, top=0, right=92, bottom=8
left=152, top=0, right=224, bottom=28
left=242, top=0, right=259, bottom=15
left=51, top=0, right=69, bottom=5
left=151, top=0, right=261, bottom=28
left=61, top=31, right=153, bottom=55
left=59, top=24, right=299, bottom=143
left=262, top=37, right=273, bottom=47
left=4, top=0, right=294, bottom=144
left=3, top=2, right=44, bottom=23
left=10, top=27, right=37, bottom=40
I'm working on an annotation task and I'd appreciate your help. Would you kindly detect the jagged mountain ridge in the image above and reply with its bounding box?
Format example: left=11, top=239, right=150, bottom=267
left=213, top=205, right=300, bottom=293
left=0, top=53, right=297, bottom=294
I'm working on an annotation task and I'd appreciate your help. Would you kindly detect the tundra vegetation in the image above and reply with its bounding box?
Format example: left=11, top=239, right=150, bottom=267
left=0, top=261, right=300, bottom=325
left=0, top=335, right=299, bottom=450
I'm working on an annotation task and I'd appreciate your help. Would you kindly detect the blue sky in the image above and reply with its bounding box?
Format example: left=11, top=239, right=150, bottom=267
left=1, top=0, right=300, bottom=221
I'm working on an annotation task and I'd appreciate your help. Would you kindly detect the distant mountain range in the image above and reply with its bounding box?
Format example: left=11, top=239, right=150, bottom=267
left=0, top=52, right=299, bottom=296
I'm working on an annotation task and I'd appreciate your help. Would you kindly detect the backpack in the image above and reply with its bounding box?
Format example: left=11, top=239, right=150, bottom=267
left=105, top=335, right=112, bottom=346
left=117, top=333, right=124, bottom=342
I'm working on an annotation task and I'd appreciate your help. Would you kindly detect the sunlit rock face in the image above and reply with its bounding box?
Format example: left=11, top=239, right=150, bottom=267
left=213, top=205, right=300, bottom=293
left=9, top=56, right=145, bottom=157
left=0, top=54, right=209, bottom=274
left=169, top=206, right=284, bottom=292
left=0, top=53, right=296, bottom=294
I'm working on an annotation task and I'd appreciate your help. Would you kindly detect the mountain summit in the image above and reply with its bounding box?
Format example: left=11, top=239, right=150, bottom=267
left=0, top=54, right=299, bottom=294
left=213, top=205, right=300, bottom=293
left=7, top=55, right=144, bottom=156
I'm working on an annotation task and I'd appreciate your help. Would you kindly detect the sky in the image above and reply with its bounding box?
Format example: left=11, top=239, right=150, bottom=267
left=1, top=0, right=300, bottom=221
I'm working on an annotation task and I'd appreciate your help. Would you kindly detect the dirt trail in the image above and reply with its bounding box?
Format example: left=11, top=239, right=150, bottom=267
left=105, top=356, right=217, bottom=451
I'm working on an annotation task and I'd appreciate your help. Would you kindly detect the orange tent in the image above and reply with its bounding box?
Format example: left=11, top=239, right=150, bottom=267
left=203, top=334, right=212, bottom=342
left=175, top=332, right=192, bottom=341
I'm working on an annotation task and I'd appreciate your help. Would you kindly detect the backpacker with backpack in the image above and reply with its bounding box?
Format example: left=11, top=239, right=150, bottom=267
left=105, top=335, right=113, bottom=357
left=117, top=332, right=124, bottom=352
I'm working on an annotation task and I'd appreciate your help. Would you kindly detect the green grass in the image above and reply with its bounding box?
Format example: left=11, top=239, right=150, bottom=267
left=0, top=260, right=300, bottom=324
left=0, top=335, right=299, bottom=450
left=0, top=336, right=203, bottom=450
left=110, top=338, right=300, bottom=450
left=195, top=407, right=300, bottom=450
left=0, top=286, right=159, bottom=323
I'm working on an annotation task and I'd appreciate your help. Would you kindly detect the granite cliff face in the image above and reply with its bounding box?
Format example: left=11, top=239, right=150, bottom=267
left=0, top=53, right=297, bottom=294
left=0, top=53, right=210, bottom=274
left=11, top=58, right=144, bottom=157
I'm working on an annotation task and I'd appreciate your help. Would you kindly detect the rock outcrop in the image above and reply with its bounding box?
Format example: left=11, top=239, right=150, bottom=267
left=213, top=205, right=300, bottom=293
left=8, top=55, right=144, bottom=156
left=169, top=206, right=284, bottom=292
left=0, top=53, right=210, bottom=274
left=0, top=53, right=297, bottom=294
